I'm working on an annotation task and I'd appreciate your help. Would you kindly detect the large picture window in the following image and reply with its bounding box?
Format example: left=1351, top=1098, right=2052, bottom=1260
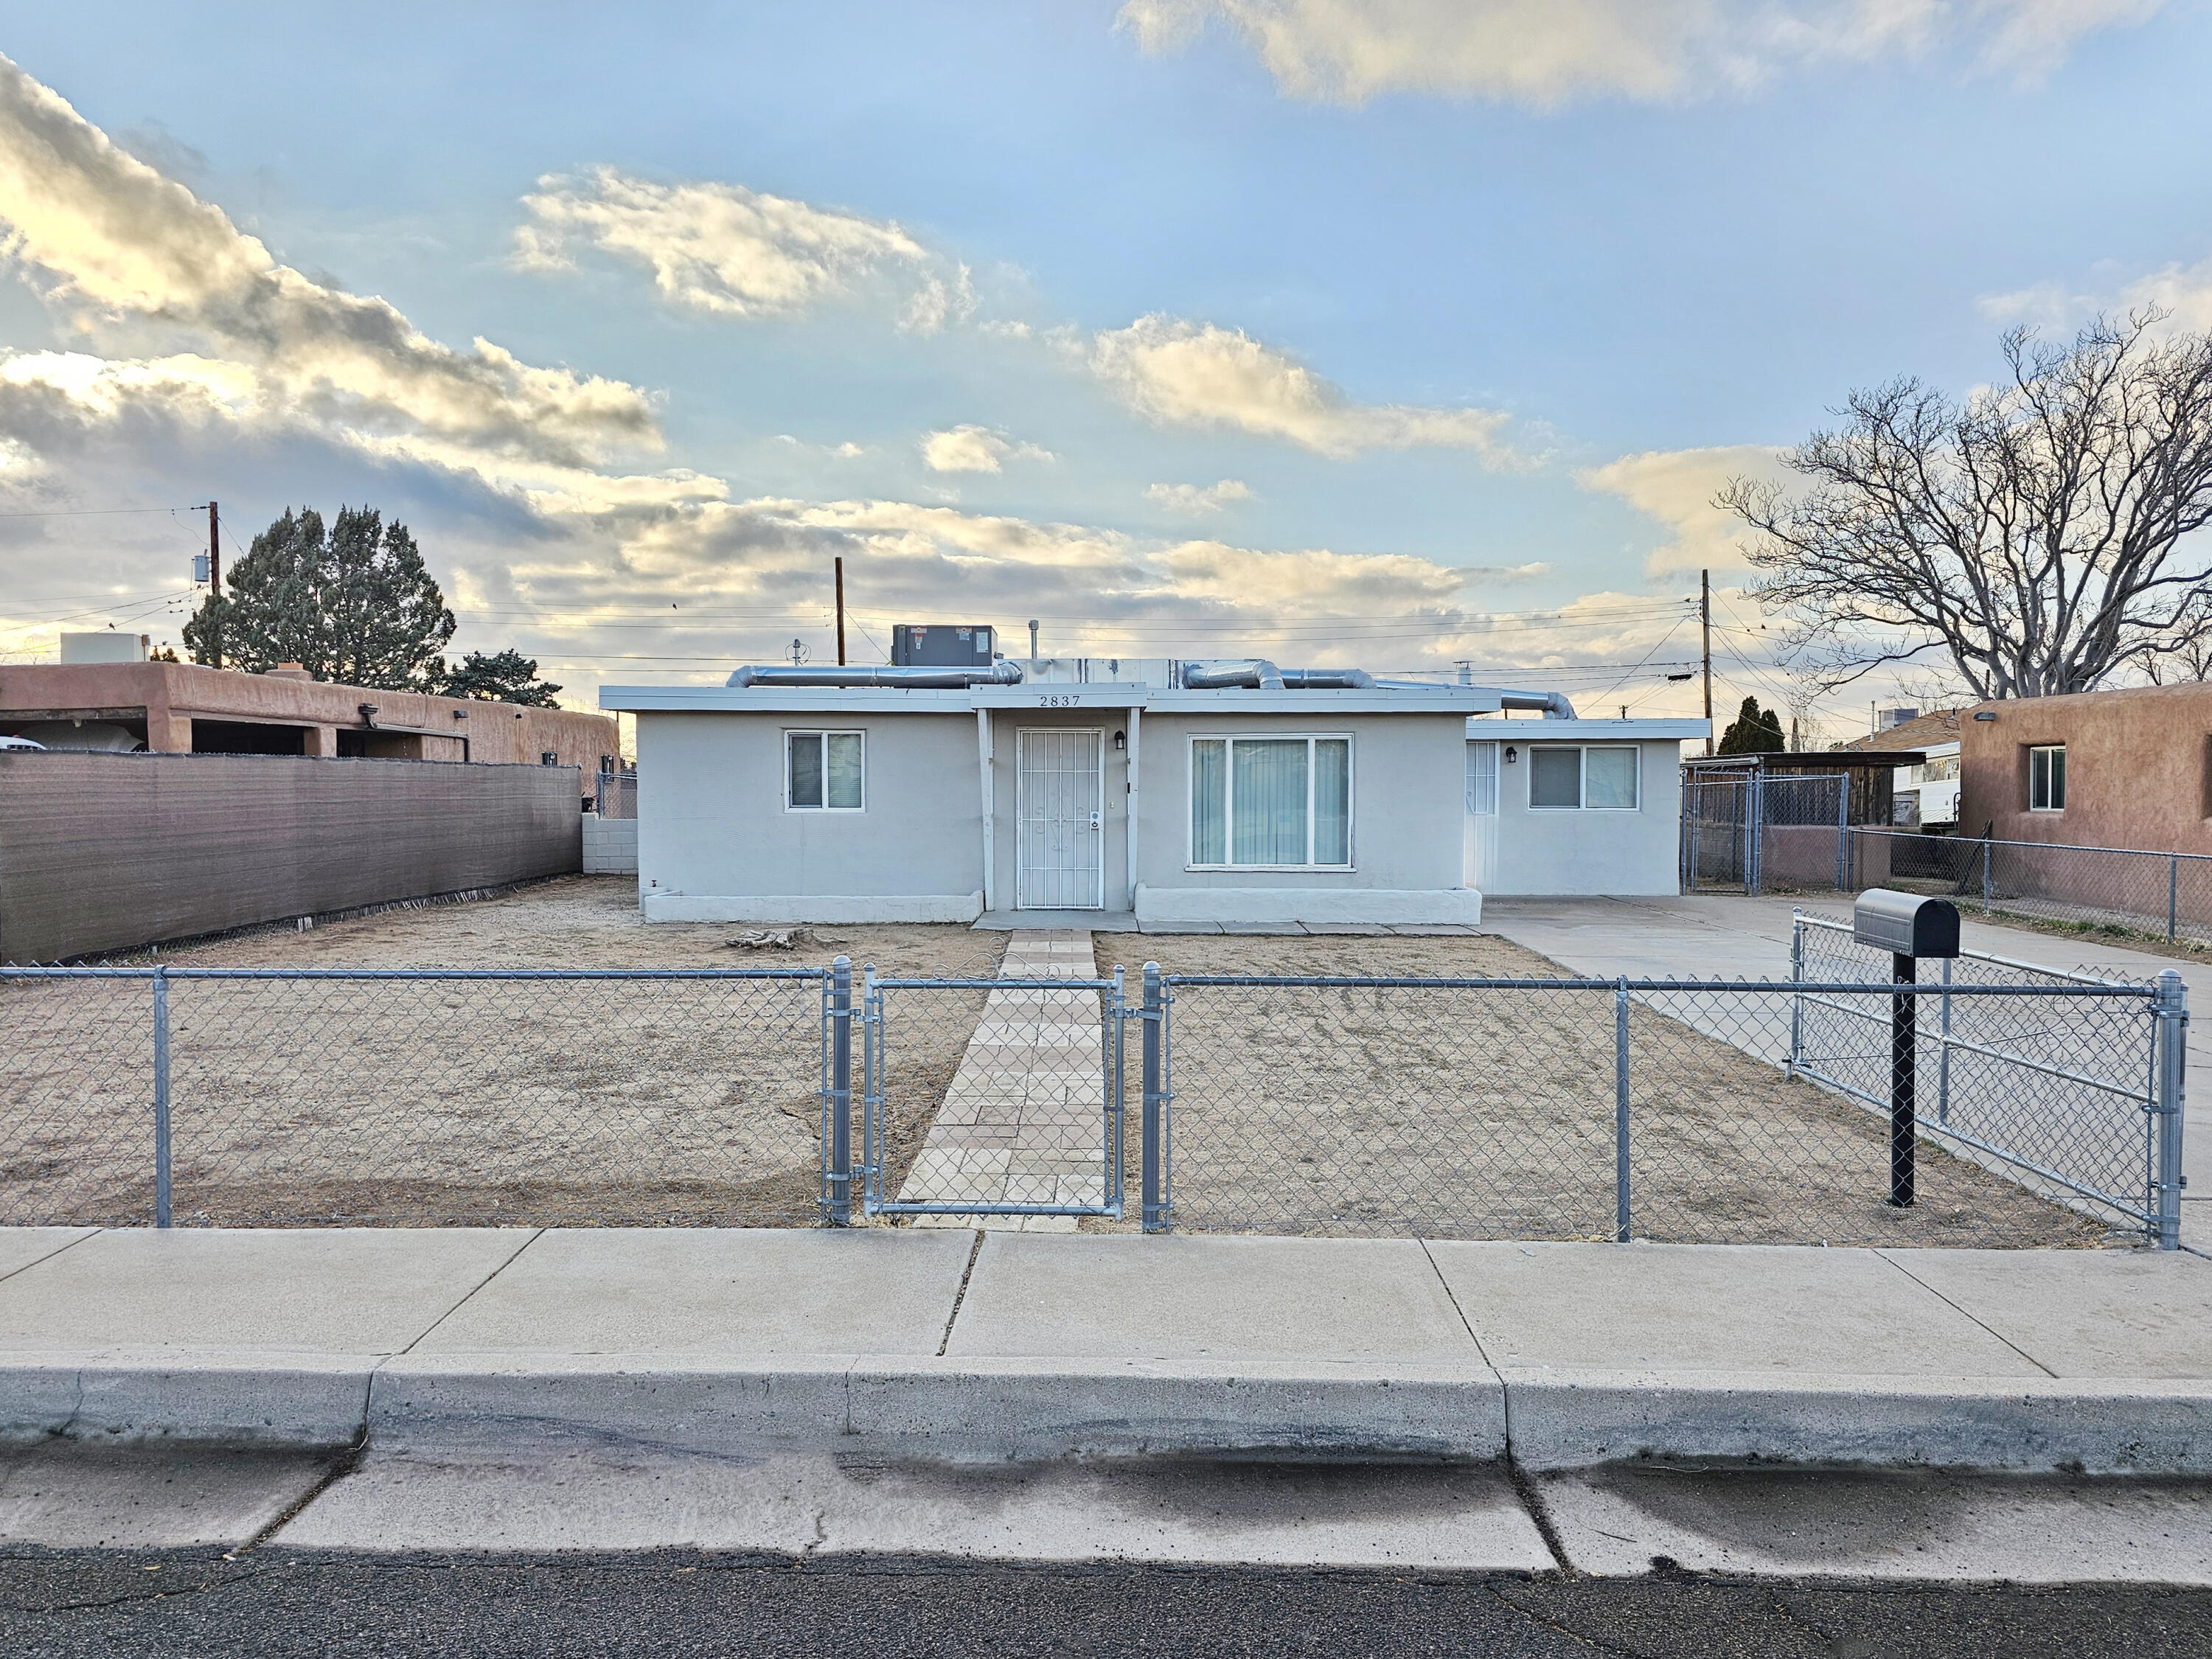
left=1190, top=735, right=1351, bottom=868
left=1528, top=745, right=1639, bottom=810
left=787, top=730, right=863, bottom=810
left=2028, top=743, right=2066, bottom=812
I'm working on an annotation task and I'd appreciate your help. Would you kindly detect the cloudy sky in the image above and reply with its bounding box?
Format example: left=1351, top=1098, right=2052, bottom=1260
left=2, top=2, right=2209, bottom=730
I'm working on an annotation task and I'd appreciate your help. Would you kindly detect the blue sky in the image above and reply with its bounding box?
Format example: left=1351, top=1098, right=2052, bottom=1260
left=2, top=1, right=2209, bottom=728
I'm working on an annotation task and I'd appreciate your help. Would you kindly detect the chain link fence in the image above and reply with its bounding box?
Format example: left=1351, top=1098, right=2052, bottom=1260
left=1682, top=774, right=1849, bottom=896
left=1854, top=827, right=2212, bottom=949
left=0, top=966, right=830, bottom=1227
left=593, top=771, right=637, bottom=818
left=0, top=940, right=2185, bottom=1248
left=1152, top=946, right=2179, bottom=1248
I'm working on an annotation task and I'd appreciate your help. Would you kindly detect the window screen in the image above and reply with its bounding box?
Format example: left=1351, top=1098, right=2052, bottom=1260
left=1529, top=747, right=1581, bottom=808
left=1466, top=742, right=1498, bottom=815
left=788, top=731, right=863, bottom=810
left=1584, top=746, right=1638, bottom=810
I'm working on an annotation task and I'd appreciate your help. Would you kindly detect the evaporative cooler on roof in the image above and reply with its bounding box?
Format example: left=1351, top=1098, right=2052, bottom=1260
left=891, top=625, right=995, bottom=668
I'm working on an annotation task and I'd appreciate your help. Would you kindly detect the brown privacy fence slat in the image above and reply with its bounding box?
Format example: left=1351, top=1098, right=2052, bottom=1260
left=0, top=751, right=581, bottom=964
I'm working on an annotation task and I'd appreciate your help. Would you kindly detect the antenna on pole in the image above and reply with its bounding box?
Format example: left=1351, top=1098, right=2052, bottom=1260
left=834, top=556, right=846, bottom=667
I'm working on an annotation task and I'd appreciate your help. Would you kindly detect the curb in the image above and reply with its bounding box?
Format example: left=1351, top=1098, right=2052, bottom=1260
left=7, top=1356, right=2212, bottom=1474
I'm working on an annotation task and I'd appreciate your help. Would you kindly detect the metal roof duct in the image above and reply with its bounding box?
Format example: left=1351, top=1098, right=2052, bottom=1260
left=1497, top=690, right=1578, bottom=719
left=1179, top=658, right=1287, bottom=689
left=726, top=661, right=1026, bottom=689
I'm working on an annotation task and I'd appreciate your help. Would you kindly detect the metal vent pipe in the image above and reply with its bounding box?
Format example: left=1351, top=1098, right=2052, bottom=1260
left=726, top=662, right=1026, bottom=689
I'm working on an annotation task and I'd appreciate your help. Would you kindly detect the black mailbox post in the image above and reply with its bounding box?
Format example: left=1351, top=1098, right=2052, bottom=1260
left=1852, top=891, right=1961, bottom=1207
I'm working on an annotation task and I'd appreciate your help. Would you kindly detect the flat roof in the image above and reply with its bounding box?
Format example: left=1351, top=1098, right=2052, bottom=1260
left=601, top=682, right=1506, bottom=716
left=1683, top=750, right=1927, bottom=769
left=1469, top=717, right=1709, bottom=740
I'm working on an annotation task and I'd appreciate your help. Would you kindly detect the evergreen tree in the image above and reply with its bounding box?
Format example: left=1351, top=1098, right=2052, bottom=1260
left=1717, top=695, right=1787, bottom=754
left=183, top=506, right=456, bottom=689
left=438, top=649, right=564, bottom=707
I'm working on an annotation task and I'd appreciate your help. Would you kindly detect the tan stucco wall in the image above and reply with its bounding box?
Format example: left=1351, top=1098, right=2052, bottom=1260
left=1958, top=684, right=2212, bottom=852
left=0, top=662, right=618, bottom=771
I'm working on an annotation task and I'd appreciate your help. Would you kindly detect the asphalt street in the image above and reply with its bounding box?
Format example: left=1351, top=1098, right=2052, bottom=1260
left=4, top=1552, right=2211, bottom=1659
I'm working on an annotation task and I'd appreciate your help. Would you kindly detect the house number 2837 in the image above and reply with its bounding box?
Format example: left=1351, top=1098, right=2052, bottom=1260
left=1036, top=695, right=1081, bottom=707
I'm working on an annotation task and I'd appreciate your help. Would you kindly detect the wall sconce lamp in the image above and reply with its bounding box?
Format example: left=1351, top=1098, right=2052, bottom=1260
left=1504, top=745, right=1519, bottom=763
left=1972, top=712, right=1998, bottom=722
left=1113, top=729, right=1127, bottom=751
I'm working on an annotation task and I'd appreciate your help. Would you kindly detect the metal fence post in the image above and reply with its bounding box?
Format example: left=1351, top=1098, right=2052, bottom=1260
left=2154, top=969, right=2188, bottom=1251
left=1937, top=956, right=1953, bottom=1126
left=1787, top=910, right=1804, bottom=1080
left=152, top=967, right=172, bottom=1229
left=2170, top=856, right=2180, bottom=945
left=826, top=956, right=852, bottom=1225
left=1141, top=961, right=1168, bottom=1233
left=1748, top=771, right=1764, bottom=897
left=1614, top=976, right=1631, bottom=1243
left=1835, top=773, right=1849, bottom=891
left=1107, top=965, right=1126, bottom=1217
left=1888, top=952, right=1916, bottom=1208
left=1981, top=838, right=1993, bottom=916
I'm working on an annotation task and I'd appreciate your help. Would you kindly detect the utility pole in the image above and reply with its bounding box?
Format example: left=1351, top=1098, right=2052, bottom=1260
left=207, top=501, right=222, bottom=670
left=1700, top=568, right=1713, bottom=756
left=834, top=556, right=846, bottom=667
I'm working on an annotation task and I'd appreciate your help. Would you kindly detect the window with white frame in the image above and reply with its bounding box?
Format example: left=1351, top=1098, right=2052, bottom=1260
left=1189, top=735, right=1351, bottom=868
left=786, top=730, right=863, bottom=810
left=2028, top=743, right=2066, bottom=812
left=1528, top=745, right=1639, bottom=810
left=1466, top=742, right=1499, bottom=815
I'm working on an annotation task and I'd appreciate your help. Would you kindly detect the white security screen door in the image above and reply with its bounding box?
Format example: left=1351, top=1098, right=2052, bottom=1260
left=1016, top=728, right=1105, bottom=909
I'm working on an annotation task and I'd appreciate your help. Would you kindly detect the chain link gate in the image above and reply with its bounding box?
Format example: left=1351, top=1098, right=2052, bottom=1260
left=858, top=965, right=1130, bottom=1220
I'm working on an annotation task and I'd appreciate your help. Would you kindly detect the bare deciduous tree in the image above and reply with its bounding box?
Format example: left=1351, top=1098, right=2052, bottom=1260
left=1719, top=314, right=2212, bottom=699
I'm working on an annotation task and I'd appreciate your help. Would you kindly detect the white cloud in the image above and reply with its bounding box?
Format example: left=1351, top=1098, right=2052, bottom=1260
left=1118, top=0, right=2163, bottom=108
left=1980, top=251, right=2212, bottom=335
left=516, top=165, right=928, bottom=320
left=921, top=424, right=1055, bottom=473
left=1145, top=478, right=1255, bottom=513
left=900, top=264, right=977, bottom=335
left=0, top=55, right=658, bottom=469
left=1578, top=443, right=1790, bottom=576
left=1091, top=314, right=1517, bottom=461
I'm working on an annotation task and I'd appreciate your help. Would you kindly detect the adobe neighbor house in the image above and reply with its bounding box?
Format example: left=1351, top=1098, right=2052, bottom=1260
left=1958, top=681, right=2212, bottom=853
left=599, top=646, right=1707, bottom=927
left=0, top=641, right=618, bottom=769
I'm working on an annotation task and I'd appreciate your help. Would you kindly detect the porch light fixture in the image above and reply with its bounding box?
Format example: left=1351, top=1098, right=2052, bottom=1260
left=1504, top=745, right=1518, bottom=763
left=1113, top=729, right=1126, bottom=751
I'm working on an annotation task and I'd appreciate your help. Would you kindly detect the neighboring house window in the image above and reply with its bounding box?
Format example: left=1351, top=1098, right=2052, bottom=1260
left=1190, top=735, right=1352, bottom=867
left=2028, top=743, right=2066, bottom=812
left=787, top=731, right=863, bottom=810
left=1528, top=745, right=1639, bottom=810
left=1467, top=742, right=1499, bottom=815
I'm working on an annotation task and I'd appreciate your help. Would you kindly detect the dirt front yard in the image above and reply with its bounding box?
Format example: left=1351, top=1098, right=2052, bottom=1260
left=1129, top=933, right=2107, bottom=1248
left=0, top=877, right=999, bottom=1228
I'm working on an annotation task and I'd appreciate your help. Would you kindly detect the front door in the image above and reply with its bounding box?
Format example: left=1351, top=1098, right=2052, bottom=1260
left=1016, top=728, right=1104, bottom=909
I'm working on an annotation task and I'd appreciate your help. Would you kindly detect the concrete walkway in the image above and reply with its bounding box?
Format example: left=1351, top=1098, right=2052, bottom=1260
left=1484, top=894, right=2211, bottom=1246
left=897, top=929, right=1108, bottom=1230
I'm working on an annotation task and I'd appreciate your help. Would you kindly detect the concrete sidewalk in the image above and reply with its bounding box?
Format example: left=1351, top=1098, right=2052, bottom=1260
left=1484, top=894, right=2212, bottom=1246
left=2, top=1226, right=2209, bottom=1479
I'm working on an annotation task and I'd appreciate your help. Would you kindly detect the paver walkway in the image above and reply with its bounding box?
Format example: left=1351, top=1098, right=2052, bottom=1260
left=898, top=929, right=1110, bottom=1231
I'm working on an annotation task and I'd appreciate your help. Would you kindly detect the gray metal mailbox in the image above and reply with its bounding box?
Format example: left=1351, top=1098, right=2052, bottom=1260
left=1852, top=890, right=1961, bottom=959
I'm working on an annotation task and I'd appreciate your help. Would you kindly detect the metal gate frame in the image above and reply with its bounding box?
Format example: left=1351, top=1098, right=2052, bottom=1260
left=857, top=967, right=1130, bottom=1219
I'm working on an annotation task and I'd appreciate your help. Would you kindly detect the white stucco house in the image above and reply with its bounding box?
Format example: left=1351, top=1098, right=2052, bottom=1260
left=599, top=657, right=1707, bottom=926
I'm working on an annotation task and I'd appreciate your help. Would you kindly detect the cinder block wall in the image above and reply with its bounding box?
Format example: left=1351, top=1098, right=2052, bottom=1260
left=0, top=752, right=582, bottom=962
left=582, top=813, right=639, bottom=874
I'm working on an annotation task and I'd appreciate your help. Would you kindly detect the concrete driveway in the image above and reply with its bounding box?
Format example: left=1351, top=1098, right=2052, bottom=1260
left=1483, top=894, right=2211, bottom=1248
